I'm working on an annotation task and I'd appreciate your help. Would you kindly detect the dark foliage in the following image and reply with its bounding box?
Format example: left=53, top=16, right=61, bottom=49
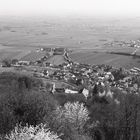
left=111, top=68, right=127, bottom=81
left=0, top=72, right=43, bottom=91
left=1, top=59, right=12, bottom=67
left=0, top=72, right=58, bottom=135
left=54, top=92, right=86, bottom=106
left=1, top=72, right=140, bottom=140
left=85, top=89, right=140, bottom=140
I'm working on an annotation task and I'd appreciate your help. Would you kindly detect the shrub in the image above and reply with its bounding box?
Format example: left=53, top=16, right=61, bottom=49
left=5, top=123, right=62, bottom=140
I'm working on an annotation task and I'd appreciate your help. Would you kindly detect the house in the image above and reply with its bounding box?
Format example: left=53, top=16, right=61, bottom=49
left=53, top=48, right=65, bottom=55
left=133, top=67, right=140, bottom=72
left=65, top=89, right=78, bottom=94
left=55, top=88, right=65, bottom=93
left=114, top=99, right=120, bottom=104
left=43, top=70, right=49, bottom=76
left=106, top=89, right=113, bottom=98
left=98, top=90, right=106, bottom=97
left=44, top=48, right=52, bottom=52
left=36, top=48, right=44, bottom=52
left=18, top=61, right=30, bottom=66
left=82, top=88, right=89, bottom=99
left=40, top=48, right=44, bottom=51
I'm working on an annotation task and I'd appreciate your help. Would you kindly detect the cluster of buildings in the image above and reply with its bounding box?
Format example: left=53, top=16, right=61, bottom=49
left=128, top=40, right=140, bottom=48
left=104, top=40, right=131, bottom=47
left=36, top=47, right=66, bottom=55
left=1, top=47, right=140, bottom=104
left=104, top=39, right=140, bottom=48
left=1, top=47, right=67, bottom=67
left=33, top=58, right=140, bottom=102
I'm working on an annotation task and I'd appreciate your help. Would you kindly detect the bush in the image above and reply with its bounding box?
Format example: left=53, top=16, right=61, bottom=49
left=5, top=123, right=62, bottom=140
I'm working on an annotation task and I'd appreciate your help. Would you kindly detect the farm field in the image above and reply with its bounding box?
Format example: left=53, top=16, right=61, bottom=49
left=0, top=17, right=140, bottom=49
left=0, top=16, right=140, bottom=68
left=20, top=51, right=47, bottom=61
left=70, top=47, right=140, bottom=69
left=47, top=55, right=66, bottom=65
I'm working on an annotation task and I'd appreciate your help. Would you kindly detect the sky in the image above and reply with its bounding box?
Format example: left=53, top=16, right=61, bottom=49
left=0, top=0, right=140, bottom=17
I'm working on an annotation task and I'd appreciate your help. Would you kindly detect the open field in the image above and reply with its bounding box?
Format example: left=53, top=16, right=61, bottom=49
left=20, top=51, right=46, bottom=61
left=70, top=47, right=140, bottom=69
left=47, top=55, right=66, bottom=65
left=1, top=16, right=140, bottom=68
left=1, top=17, right=140, bottom=49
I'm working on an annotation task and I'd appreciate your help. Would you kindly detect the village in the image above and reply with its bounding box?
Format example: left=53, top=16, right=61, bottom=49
left=1, top=48, right=140, bottom=103
left=1, top=46, right=140, bottom=104
left=104, top=39, right=140, bottom=48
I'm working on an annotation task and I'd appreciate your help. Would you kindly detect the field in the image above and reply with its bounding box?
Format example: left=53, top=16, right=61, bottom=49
left=47, top=55, right=66, bottom=65
left=70, top=50, right=140, bottom=69
left=20, top=51, right=47, bottom=61
left=0, top=16, right=140, bottom=68
left=69, top=46, right=140, bottom=69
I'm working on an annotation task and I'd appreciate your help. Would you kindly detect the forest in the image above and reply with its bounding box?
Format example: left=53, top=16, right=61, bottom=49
left=0, top=72, right=140, bottom=140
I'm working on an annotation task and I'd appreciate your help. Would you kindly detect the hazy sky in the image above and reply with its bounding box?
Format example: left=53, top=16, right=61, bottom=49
left=0, top=0, right=140, bottom=17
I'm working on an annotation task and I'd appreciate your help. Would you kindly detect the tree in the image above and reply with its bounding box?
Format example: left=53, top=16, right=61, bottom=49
left=50, top=102, right=91, bottom=140
left=0, top=72, right=58, bottom=135
left=5, top=123, right=62, bottom=140
left=11, top=59, right=18, bottom=65
left=55, top=102, right=89, bottom=133
left=1, top=59, right=12, bottom=67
